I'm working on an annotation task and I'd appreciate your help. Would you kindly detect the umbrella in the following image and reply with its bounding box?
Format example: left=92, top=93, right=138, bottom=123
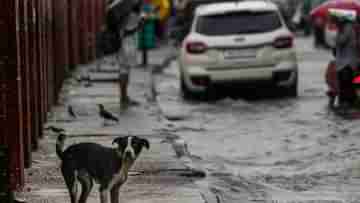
left=107, top=0, right=141, bottom=29
left=310, top=0, right=360, bottom=23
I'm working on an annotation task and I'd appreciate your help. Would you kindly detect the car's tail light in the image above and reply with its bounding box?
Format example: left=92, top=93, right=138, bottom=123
left=273, top=36, right=293, bottom=49
left=186, top=41, right=208, bottom=54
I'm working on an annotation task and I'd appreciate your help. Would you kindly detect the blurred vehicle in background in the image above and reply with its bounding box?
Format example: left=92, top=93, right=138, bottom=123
left=291, top=0, right=328, bottom=36
left=310, top=0, right=360, bottom=48
left=178, top=0, right=298, bottom=99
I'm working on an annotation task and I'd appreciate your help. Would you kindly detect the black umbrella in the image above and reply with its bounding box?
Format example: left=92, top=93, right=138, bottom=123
left=106, top=0, right=141, bottom=32
left=97, top=0, right=141, bottom=55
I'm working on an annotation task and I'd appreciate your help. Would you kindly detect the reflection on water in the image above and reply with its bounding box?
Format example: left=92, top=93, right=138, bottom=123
left=157, top=37, right=360, bottom=203
left=160, top=96, right=360, bottom=203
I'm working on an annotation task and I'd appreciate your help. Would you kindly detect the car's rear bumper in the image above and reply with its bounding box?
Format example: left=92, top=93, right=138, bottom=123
left=182, top=61, right=298, bottom=92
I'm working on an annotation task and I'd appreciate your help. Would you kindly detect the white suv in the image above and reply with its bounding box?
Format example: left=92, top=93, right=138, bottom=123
left=178, top=0, right=298, bottom=98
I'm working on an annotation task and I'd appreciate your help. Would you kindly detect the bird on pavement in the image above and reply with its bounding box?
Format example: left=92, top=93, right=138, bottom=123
left=98, top=104, right=119, bottom=123
left=84, top=81, right=93, bottom=88
left=82, top=74, right=91, bottom=81
left=44, top=126, right=65, bottom=133
left=84, top=77, right=93, bottom=88
left=77, top=74, right=93, bottom=87
left=68, top=105, right=77, bottom=119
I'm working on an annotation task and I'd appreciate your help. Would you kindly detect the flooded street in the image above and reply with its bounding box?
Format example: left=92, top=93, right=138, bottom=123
left=156, top=36, right=360, bottom=203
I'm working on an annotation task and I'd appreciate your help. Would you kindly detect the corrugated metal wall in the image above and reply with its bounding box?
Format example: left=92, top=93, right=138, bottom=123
left=19, top=0, right=32, bottom=169
left=0, top=0, right=106, bottom=191
left=0, top=0, right=25, bottom=189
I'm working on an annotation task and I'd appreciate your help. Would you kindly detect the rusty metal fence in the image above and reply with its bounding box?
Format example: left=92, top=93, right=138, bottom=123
left=0, top=146, right=11, bottom=202
left=0, top=0, right=106, bottom=192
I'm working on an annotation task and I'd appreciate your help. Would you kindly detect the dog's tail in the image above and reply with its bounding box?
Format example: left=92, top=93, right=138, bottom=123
left=56, top=133, right=67, bottom=160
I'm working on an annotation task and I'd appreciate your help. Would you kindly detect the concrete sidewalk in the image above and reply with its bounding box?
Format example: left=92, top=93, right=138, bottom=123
left=23, top=46, right=205, bottom=203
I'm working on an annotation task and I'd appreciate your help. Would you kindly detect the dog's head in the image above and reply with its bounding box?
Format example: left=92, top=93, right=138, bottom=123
left=112, top=136, right=150, bottom=161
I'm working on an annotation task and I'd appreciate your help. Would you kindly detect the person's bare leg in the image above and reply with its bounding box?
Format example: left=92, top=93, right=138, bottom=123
left=116, top=50, right=129, bottom=111
left=119, top=73, right=129, bottom=111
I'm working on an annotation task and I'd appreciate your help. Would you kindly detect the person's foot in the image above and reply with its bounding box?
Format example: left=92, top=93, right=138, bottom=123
left=127, top=98, right=140, bottom=106
left=120, top=100, right=129, bottom=112
left=328, top=96, right=336, bottom=109
left=120, top=97, right=140, bottom=111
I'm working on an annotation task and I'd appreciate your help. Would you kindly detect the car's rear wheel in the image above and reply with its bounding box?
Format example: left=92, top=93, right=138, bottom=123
left=180, top=74, right=211, bottom=100
left=283, top=74, right=298, bottom=97
left=180, top=74, right=196, bottom=100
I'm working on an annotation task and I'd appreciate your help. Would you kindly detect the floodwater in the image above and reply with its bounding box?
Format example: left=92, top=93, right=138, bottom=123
left=156, top=37, right=360, bottom=203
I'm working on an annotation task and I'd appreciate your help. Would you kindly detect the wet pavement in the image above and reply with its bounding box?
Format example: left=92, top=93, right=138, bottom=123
left=24, top=45, right=204, bottom=203
left=155, top=37, right=360, bottom=203
left=25, top=36, right=360, bottom=203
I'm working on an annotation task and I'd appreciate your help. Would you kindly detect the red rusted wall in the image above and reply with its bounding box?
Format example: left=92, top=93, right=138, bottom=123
left=0, top=0, right=108, bottom=190
left=0, top=0, right=25, bottom=190
left=89, top=0, right=96, bottom=61
left=68, top=0, right=80, bottom=69
left=19, top=0, right=32, bottom=169
left=28, top=0, right=40, bottom=151
left=35, top=0, right=45, bottom=136
left=41, top=0, right=49, bottom=117
left=53, top=0, right=69, bottom=97
left=79, top=0, right=89, bottom=64
left=47, top=0, right=55, bottom=107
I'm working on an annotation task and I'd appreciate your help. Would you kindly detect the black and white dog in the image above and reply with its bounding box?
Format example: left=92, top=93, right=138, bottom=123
left=56, top=134, right=150, bottom=203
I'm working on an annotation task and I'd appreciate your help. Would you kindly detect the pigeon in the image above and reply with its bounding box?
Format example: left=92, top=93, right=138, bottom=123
left=68, top=105, right=77, bottom=119
left=45, top=126, right=65, bottom=133
left=76, top=74, right=93, bottom=87
left=82, top=74, right=91, bottom=82
left=80, top=74, right=93, bottom=87
left=98, top=104, right=119, bottom=123
left=161, top=136, right=190, bottom=158
left=76, top=74, right=91, bottom=83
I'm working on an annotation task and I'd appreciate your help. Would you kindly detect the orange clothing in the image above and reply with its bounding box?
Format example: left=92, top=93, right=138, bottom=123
left=151, top=0, right=170, bottom=21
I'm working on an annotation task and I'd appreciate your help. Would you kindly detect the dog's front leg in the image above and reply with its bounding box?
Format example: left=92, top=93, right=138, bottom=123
left=110, top=184, right=121, bottom=203
left=100, top=188, right=109, bottom=203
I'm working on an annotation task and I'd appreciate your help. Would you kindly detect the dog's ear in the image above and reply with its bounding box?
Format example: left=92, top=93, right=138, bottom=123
left=112, top=137, right=119, bottom=145
left=112, top=137, right=125, bottom=146
left=141, top=138, right=150, bottom=150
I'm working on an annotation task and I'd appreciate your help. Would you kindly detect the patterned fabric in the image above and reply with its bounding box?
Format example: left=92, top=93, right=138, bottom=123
left=123, top=35, right=139, bottom=67
left=118, top=12, right=141, bottom=75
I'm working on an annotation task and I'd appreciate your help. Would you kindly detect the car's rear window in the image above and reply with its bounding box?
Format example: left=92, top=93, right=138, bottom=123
left=196, top=11, right=282, bottom=35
